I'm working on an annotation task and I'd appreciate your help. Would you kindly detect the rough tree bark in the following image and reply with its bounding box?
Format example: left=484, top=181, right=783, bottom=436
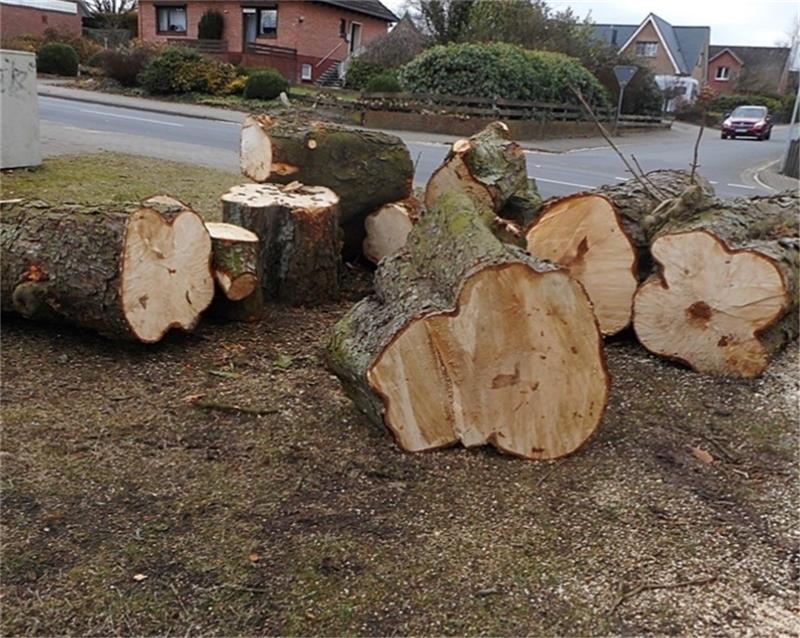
left=327, top=192, right=608, bottom=460
left=222, top=182, right=341, bottom=305
left=1, top=198, right=214, bottom=342
left=240, top=115, right=413, bottom=225
left=424, top=121, right=530, bottom=213
left=205, top=222, right=260, bottom=301
left=633, top=193, right=799, bottom=378
left=595, top=169, right=715, bottom=272
left=524, top=193, right=638, bottom=336
left=362, top=197, right=421, bottom=264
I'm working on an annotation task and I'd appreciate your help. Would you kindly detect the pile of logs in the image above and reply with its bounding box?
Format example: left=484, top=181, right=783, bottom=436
left=2, top=116, right=797, bottom=462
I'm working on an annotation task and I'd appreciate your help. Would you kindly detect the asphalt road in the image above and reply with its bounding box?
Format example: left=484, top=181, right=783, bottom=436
left=38, top=95, right=787, bottom=199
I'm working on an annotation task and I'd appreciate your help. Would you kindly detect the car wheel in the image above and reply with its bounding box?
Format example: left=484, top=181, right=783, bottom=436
left=720, top=132, right=727, bottom=139
left=765, top=130, right=771, bottom=140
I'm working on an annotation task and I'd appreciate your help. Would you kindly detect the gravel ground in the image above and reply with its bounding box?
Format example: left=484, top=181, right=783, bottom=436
left=1, top=297, right=797, bottom=636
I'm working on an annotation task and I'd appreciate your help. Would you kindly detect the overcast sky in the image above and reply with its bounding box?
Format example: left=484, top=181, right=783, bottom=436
left=385, top=0, right=799, bottom=47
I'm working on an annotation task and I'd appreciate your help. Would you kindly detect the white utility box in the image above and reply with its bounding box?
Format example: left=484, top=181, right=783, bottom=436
left=1, top=49, right=42, bottom=169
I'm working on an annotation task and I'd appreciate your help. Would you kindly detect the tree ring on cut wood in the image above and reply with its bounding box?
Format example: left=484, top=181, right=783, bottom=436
left=525, top=194, right=638, bottom=336
left=205, top=222, right=260, bottom=301
left=367, top=263, right=608, bottom=460
left=122, top=206, right=214, bottom=342
left=633, top=230, right=791, bottom=378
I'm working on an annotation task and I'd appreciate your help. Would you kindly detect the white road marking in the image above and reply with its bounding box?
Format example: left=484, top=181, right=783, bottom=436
left=709, top=180, right=718, bottom=184
left=530, top=176, right=594, bottom=189
left=80, top=108, right=184, bottom=127
left=614, top=176, right=628, bottom=181
left=753, top=159, right=779, bottom=192
left=727, top=183, right=757, bottom=190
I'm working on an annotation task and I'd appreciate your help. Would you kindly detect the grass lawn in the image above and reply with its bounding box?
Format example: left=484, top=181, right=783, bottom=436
left=1, top=153, right=798, bottom=635
left=1, top=152, right=243, bottom=219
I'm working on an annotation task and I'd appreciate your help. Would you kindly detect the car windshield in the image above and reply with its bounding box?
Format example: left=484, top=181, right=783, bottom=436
left=731, top=106, right=766, bottom=119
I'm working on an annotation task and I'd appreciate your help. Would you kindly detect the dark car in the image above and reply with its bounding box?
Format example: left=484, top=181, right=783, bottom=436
left=720, top=105, right=773, bottom=140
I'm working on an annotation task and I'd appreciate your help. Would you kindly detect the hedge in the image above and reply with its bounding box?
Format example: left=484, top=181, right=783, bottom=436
left=243, top=69, right=288, bottom=100
left=398, top=42, right=609, bottom=107
left=37, top=42, right=79, bottom=76
left=138, top=46, right=237, bottom=95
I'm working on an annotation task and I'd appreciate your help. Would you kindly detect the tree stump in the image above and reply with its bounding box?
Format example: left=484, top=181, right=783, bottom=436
left=240, top=115, right=413, bottom=225
left=362, top=197, right=421, bottom=264
left=633, top=193, right=799, bottom=377
left=524, top=194, right=638, bottom=336
left=222, top=182, right=341, bottom=305
left=1, top=198, right=214, bottom=342
left=327, top=192, right=608, bottom=460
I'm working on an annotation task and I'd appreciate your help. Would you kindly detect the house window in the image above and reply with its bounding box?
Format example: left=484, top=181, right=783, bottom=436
left=340, top=19, right=347, bottom=38
left=156, top=6, right=187, bottom=34
left=259, top=8, right=277, bottom=37
left=715, top=66, right=730, bottom=81
left=635, top=41, right=658, bottom=57
left=301, top=64, right=312, bottom=81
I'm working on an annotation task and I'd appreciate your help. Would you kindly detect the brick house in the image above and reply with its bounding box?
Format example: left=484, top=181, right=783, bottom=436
left=593, top=13, right=710, bottom=110
left=0, top=0, right=84, bottom=39
left=708, top=45, right=796, bottom=96
left=137, top=0, right=397, bottom=83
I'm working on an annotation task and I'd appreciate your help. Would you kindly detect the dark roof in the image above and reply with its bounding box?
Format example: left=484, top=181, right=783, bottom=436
left=592, top=13, right=709, bottom=75
left=319, top=0, right=398, bottom=22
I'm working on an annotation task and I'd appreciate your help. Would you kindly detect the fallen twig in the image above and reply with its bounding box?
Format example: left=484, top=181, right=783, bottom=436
left=193, top=399, right=279, bottom=416
left=570, top=86, right=665, bottom=202
left=630, top=154, right=668, bottom=198
left=608, top=575, right=717, bottom=615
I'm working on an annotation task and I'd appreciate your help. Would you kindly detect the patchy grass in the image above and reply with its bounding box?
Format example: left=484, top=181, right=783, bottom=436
left=1, top=154, right=799, bottom=635
left=1, top=152, right=242, bottom=218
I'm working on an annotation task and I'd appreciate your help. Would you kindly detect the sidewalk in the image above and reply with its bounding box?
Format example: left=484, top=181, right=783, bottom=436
left=37, top=82, right=690, bottom=153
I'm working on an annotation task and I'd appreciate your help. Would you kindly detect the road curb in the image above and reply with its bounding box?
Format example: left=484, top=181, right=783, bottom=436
left=750, top=157, right=799, bottom=193
left=37, top=88, right=245, bottom=123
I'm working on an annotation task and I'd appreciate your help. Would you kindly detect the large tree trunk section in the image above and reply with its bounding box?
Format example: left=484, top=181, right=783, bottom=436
left=327, top=192, right=608, bottom=460
left=633, top=193, right=799, bottom=378
left=595, top=170, right=715, bottom=273
left=240, top=115, right=413, bottom=225
left=524, top=194, right=638, bottom=336
left=362, top=197, right=421, bottom=264
left=222, top=182, right=341, bottom=305
left=1, top=199, right=214, bottom=342
left=424, top=121, right=529, bottom=213
left=205, top=222, right=260, bottom=301
left=499, top=181, right=543, bottom=227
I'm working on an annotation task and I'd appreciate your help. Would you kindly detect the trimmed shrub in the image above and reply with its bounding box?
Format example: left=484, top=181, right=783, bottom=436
left=37, top=42, right=79, bottom=76
left=399, top=42, right=608, bottom=107
left=345, top=58, right=385, bottom=90
left=43, top=28, right=102, bottom=63
left=243, top=69, right=288, bottom=100
left=1, top=35, right=41, bottom=54
left=138, top=46, right=237, bottom=95
left=364, top=71, right=402, bottom=93
left=86, top=50, right=107, bottom=68
left=223, top=75, right=248, bottom=95
left=198, top=10, right=224, bottom=40
left=102, top=45, right=157, bottom=87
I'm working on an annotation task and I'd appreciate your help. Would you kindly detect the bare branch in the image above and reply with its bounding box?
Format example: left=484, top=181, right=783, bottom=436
left=570, top=85, right=665, bottom=202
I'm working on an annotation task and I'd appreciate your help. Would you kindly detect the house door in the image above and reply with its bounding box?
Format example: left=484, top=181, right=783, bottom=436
left=243, top=9, right=258, bottom=45
left=348, top=23, right=362, bottom=54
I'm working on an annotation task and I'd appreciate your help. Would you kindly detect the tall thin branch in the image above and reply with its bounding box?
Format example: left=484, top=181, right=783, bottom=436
left=690, top=114, right=706, bottom=185
left=570, top=86, right=665, bottom=202
left=631, top=154, right=667, bottom=198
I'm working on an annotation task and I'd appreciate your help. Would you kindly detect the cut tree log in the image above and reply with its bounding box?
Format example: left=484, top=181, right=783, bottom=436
left=424, top=121, right=529, bottom=213
left=205, top=222, right=260, bottom=301
left=327, top=192, right=608, bottom=460
left=362, top=197, right=421, bottom=264
left=633, top=193, right=799, bottom=378
left=240, top=114, right=413, bottom=225
left=1, top=198, right=214, bottom=342
left=222, top=182, right=341, bottom=305
left=524, top=194, right=638, bottom=336
left=595, top=169, right=715, bottom=270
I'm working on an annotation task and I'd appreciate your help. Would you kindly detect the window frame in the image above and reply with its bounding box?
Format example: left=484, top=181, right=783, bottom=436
left=257, top=6, right=278, bottom=39
left=715, top=65, right=730, bottom=81
left=635, top=41, right=658, bottom=57
left=301, top=63, right=312, bottom=81
left=155, top=5, right=188, bottom=35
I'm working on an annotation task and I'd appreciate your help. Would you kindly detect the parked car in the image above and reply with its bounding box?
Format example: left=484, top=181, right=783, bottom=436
left=720, top=106, right=773, bottom=140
